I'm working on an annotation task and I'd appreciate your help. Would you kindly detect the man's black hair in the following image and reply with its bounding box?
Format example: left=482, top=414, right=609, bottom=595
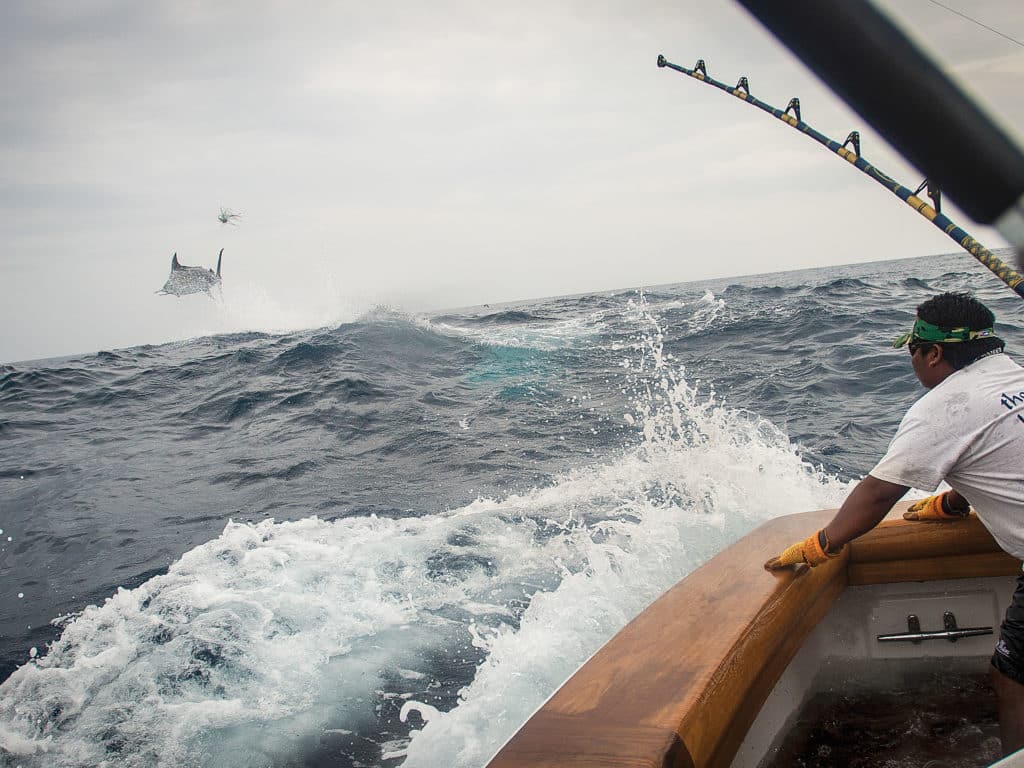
left=916, top=291, right=1005, bottom=369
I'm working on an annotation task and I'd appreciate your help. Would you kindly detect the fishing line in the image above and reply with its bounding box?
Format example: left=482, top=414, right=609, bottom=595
left=923, top=0, right=1024, bottom=50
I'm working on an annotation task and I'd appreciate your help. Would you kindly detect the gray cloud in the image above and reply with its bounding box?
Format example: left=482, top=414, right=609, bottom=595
left=2, top=0, right=1022, bottom=362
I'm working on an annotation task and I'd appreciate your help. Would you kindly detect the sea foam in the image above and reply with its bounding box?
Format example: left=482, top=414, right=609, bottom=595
left=0, top=295, right=852, bottom=768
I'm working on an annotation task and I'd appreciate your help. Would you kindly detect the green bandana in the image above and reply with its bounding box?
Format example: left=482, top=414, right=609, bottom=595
left=892, top=317, right=996, bottom=348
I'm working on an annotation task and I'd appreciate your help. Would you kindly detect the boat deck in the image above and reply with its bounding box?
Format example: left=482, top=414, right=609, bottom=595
left=763, top=668, right=1000, bottom=768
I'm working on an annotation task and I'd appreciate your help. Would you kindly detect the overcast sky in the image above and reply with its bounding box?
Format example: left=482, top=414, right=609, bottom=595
left=2, top=1, right=1023, bottom=363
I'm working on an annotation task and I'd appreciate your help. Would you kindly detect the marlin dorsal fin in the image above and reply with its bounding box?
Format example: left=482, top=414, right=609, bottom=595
left=171, top=252, right=181, bottom=270
left=216, top=248, right=223, bottom=278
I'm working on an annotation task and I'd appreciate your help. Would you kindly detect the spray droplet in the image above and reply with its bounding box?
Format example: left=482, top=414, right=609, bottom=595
left=17, top=592, right=24, bottom=599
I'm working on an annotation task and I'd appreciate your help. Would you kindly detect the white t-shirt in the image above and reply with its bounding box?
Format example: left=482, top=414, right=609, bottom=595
left=870, top=353, right=1024, bottom=559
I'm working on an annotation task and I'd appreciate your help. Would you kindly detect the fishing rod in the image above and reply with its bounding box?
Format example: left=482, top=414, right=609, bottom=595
left=657, top=54, right=1024, bottom=299
left=736, top=0, right=1024, bottom=262
left=742, top=0, right=1024, bottom=292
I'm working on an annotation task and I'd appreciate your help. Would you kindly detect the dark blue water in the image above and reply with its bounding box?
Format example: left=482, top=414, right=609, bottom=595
left=1, top=252, right=1022, bottom=767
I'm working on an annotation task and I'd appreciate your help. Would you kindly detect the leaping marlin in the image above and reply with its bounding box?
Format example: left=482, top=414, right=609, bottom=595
left=157, top=249, right=223, bottom=297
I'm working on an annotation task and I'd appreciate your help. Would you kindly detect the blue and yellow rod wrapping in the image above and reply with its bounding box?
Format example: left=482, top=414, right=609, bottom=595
left=657, top=55, right=1024, bottom=299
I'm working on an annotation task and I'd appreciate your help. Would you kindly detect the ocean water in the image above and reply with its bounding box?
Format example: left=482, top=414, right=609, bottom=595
left=2, top=251, right=1023, bottom=767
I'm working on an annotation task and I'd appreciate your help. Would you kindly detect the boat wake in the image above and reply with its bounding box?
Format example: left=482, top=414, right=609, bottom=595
left=0, top=297, right=853, bottom=768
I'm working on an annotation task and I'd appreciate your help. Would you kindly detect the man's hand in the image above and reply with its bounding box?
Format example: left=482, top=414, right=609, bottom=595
left=764, top=529, right=842, bottom=571
left=764, top=476, right=906, bottom=572
left=903, top=491, right=970, bottom=522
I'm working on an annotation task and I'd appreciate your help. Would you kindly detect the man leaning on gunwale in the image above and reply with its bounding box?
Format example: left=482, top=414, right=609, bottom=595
left=766, top=292, right=1024, bottom=756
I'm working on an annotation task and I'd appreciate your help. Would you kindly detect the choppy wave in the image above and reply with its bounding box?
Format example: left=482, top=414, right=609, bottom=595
left=0, top=301, right=851, bottom=768
left=423, top=313, right=603, bottom=353
left=2, top=252, right=1024, bottom=767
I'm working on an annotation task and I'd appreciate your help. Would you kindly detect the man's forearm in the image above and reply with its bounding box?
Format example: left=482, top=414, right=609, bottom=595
left=823, top=475, right=910, bottom=549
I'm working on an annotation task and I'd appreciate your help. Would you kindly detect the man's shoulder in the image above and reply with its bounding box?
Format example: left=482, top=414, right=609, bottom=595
left=975, top=351, right=1023, bottom=370
left=899, top=354, right=1024, bottom=420
left=947, top=352, right=1024, bottom=387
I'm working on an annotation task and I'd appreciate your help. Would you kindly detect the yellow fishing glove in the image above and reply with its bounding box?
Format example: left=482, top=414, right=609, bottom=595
left=903, top=491, right=970, bottom=522
left=764, top=529, right=844, bottom=571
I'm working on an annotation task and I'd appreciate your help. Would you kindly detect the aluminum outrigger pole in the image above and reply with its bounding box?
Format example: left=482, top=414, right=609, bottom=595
left=657, top=54, right=1024, bottom=299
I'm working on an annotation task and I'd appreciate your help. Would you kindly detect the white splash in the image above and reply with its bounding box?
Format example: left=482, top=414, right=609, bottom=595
left=0, top=295, right=852, bottom=768
left=423, top=314, right=602, bottom=352
left=400, top=296, right=850, bottom=768
left=204, top=277, right=369, bottom=338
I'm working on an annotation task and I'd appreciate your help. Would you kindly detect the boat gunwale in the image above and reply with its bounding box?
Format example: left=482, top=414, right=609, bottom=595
left=485, top=503, right=1020, bottom=768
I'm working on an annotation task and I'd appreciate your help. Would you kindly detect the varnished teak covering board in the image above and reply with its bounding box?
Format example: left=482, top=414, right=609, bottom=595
left=485, top=505, right=1019, bottom=768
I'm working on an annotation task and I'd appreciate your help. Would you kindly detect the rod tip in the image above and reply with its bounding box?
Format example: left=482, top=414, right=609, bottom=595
left=657, top=54, right=666, bottom=67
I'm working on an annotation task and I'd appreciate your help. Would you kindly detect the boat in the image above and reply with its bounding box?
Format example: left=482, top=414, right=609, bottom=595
left=482, top=2, right=1024, bottom=764
left=484, top=502, right=1021, bottom=767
